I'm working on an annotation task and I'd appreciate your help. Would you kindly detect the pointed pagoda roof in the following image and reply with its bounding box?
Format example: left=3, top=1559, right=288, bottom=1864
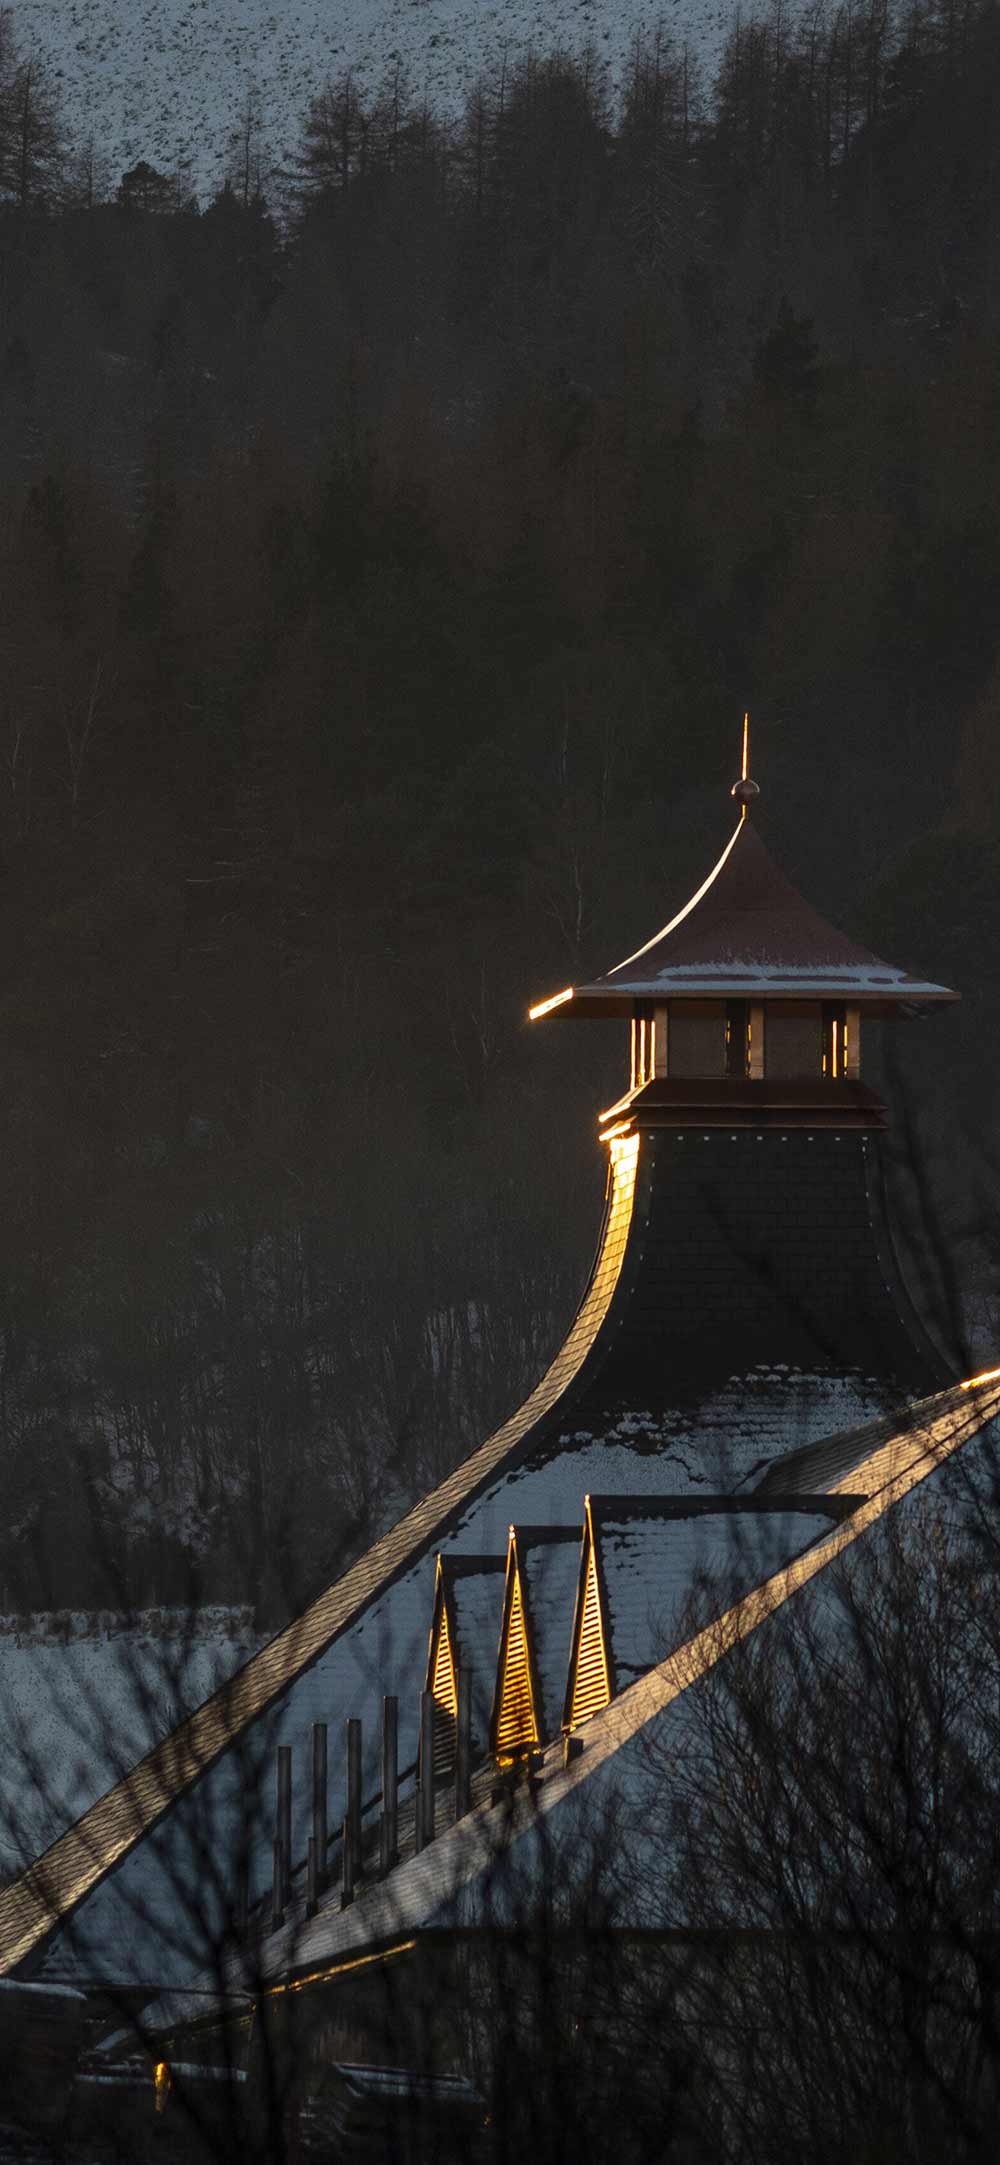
left=530, top=743, right=958, bottom=1018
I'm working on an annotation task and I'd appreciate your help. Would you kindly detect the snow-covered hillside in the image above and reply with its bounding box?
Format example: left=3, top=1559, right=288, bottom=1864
left=0, top=1611, right=260, bottom=1877
left=19, top=1, right=735, bottom=200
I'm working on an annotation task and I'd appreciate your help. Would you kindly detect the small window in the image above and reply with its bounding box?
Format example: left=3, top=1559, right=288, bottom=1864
left=764, top=1002, right=823, bottom=1078
left=667, top=1001, right=727, bottom=1079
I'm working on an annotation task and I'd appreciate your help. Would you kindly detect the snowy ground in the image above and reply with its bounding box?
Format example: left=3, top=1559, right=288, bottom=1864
left=19, top=0, right=735, bottom=200
left=0, top=1610, right=259, bottom=1880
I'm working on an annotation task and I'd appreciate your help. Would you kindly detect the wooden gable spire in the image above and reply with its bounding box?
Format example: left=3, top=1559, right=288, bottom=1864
left=491, top=1532, right=542, bottom=1762
left=427, top=1561, right=459, bottom=1781
left=564, top=1499, right=613, bottom=1729
left=491, top=1526, right=583, bottom=1762
left=425, top=1553, right=507, bottom=1779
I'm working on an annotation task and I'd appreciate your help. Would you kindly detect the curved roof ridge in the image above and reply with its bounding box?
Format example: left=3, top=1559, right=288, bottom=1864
left=607, top=817, right=744, bottom=975
left=0, top=1140, right=643, bottom=1980
left=531, top=818, right=958, bottom=1016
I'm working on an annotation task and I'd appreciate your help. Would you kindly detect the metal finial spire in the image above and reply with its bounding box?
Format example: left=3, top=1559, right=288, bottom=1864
left=730, top=710, right=760, bottom=812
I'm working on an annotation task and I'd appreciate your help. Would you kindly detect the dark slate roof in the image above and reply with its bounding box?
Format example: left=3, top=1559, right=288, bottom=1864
left=511, top=1529, right=583, bottom=1740
left=139, top=1370, right=1000, bottom=2023
left=574, top=1127, right=953, bottom=1406
left=440, top=1556, right=507, bottom=1746
left=0, top=1139, right=642, bottom=1979
left=588, top=1496, right=845, bottom=1691
left=531, top=818, right=958, bottom=1016
left=753, top=1374, right=1000, bottom=1498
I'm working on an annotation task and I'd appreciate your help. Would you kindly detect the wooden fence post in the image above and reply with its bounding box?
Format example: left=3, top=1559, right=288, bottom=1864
left=419, top=1690, right=435, bottom=1848
left=270, top=1836, right=284, bottom=1932
left=276, top=1746, right=292, bottom=1907
left=380, top=1696, right=399, bottom=1874
left=312, top=1721, right=328, bottom=1893
left=341, top=1816, right=355, bottom=1908
left=455, top=1665, right=472, bottom=1820
left=235, top=1855, right=249, bottom=1941
left=341, top=1717, right=362, bottom=1907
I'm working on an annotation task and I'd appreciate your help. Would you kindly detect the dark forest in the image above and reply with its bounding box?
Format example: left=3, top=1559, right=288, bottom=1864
left=2, top=0, right=1000, bottom=1616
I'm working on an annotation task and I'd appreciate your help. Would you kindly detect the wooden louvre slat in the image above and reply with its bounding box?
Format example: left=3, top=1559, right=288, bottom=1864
left=494, top=1571, right=537, bottom=1762
left=570, top=1541, right=610, bottom=1725
left=431, top=1602, right=458, bottom=1780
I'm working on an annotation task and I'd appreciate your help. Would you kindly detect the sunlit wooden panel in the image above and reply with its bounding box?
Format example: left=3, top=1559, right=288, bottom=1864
left=494, top=1571, right=537, bottom=1762
left=570, top=1542, right=610, bottom=1726
left=430, top=1598, right=458, bottom=1780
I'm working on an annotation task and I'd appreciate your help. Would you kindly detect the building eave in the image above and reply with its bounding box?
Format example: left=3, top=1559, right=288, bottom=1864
left=533, top=979, right=959, bottom=1020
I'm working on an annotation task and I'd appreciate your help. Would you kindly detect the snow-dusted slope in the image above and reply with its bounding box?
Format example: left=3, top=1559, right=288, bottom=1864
left=0, top=1610, right=259, bottom=1877
left=20, top=1, right=734, bottom=199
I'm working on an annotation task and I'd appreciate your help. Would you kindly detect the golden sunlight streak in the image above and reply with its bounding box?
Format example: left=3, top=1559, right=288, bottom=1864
left=960, top=1364, right=1000, bottom=1390
left=528, top=986, right=575, bottom=1020
left=608, top=818, right=743, bottom=977
left=263, top=1940, right=418, bottom=1998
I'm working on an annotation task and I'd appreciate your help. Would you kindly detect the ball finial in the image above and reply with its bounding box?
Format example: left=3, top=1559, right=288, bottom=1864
left=731, top=710, right=758, bottom=808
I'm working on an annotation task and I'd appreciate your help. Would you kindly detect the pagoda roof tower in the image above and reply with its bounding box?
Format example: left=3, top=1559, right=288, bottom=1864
left=0, top=725, right=971, bottom=1994
left=531, top=724, right=957, bottom=1151
left=519, top=725, right=960, bottom=1406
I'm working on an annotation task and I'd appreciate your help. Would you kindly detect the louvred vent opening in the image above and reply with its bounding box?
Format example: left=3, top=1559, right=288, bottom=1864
left=495, top=1571, right=537, bottom=1762
left=431, top=1601, right=458, bottom=1779
left=570, top=1542, right=610, bottom=1725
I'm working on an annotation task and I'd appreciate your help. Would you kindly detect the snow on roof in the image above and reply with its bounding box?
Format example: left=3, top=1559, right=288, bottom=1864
left=464, top=1370, right=897, bottom=1539
left=604, top=967, right=954, bottom=996
left=331, top=2063, right=481, bottom=2103
left=591, top=1501, right=840, bottom=1689
left=0, top=1139, right=642, bottom=1980
left=753, top=1374, right=999, bottom=1500
left=0, top=1975, right=85, bottom=2001
left=139, top=1370, right=999, bottom=2017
